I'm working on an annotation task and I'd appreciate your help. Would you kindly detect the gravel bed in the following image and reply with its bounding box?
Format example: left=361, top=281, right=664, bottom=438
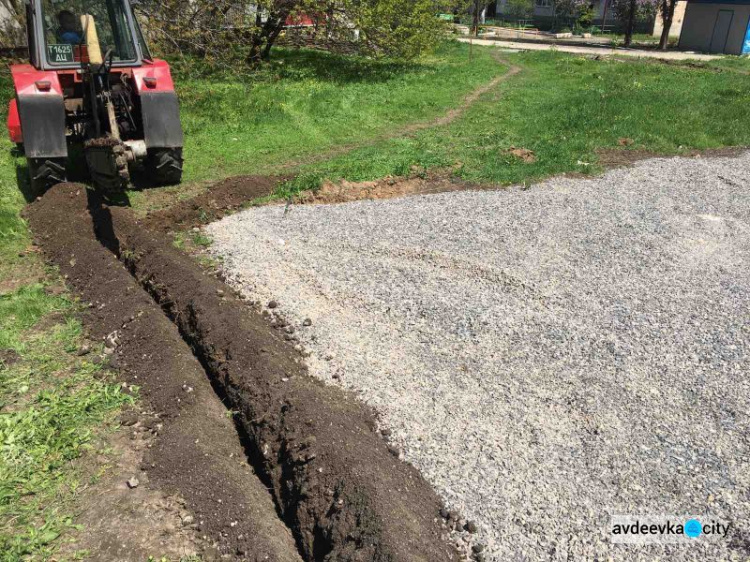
left=206, top=153, right=750, bottom=561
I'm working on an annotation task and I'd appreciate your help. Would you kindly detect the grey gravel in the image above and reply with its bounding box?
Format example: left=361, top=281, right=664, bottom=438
left=207, top=153, right=750, bottom=561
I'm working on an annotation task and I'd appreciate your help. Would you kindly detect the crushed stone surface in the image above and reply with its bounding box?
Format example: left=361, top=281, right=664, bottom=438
left=206, top=153, right=750, bottom=561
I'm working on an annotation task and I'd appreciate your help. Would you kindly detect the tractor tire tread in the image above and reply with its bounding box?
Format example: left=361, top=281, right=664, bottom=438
left=147, top=148, right=183, bottom=186
left=28, top=158, right=67, bottom=197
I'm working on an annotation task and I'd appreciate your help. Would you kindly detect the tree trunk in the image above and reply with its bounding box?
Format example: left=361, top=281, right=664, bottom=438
left=658, top=0, right=676, bottom=49
left=247, top=8, right=293, bottom=64
left=261, top=15, right=288, bottom=60
left=623, top=0, right=636, bottom=47
left=247, top=14, right=278, bottom=64
left=472, top=0, right=485, bottom=36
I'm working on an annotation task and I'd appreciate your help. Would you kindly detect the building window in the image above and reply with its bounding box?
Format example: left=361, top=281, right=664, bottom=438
left=535, top=0, right=552, bottom=7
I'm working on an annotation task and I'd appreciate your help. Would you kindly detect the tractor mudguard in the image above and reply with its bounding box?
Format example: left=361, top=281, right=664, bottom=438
left=11, top=65, right=67, bottom=159
left=132, top=61, right=184, bottom=149
left=17, top=95, right=67, bottom=158
left=139, top=91, right=184, bottom=149
left=7, top=99, right=22, bottom=144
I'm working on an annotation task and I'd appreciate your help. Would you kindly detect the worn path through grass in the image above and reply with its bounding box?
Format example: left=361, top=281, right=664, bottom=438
left=129, top=42, right=506, bottom=213
left=275, top=53, right=521, bottom=172
left=274, top=49, right=750, bottom=197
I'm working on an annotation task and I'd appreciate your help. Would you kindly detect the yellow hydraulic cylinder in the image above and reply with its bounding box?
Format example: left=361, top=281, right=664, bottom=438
left=80, top=14, right=103, bottom=65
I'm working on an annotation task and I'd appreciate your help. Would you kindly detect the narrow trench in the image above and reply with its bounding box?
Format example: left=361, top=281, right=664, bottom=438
left=87, top=194, right=314, bottom=561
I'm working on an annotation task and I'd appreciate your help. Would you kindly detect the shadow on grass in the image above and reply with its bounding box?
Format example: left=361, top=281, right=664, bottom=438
left=169, top=46, right=429, bottom=86
left=13, top=147, right=35, bottom=203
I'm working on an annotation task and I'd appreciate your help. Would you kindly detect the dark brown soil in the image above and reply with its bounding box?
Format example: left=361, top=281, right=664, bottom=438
left=143, top=175, right=282, bottom=233
left=103, top=205, right=459, bottom=561
left=0, top=348, right=20, bottom=367
left=596, top=146, right=748, bottom=170
left=295, top=174, right=490, bottom=205
left=25, top=184, right=302, bottom=562
left=25, top=183, right=459, bottom=562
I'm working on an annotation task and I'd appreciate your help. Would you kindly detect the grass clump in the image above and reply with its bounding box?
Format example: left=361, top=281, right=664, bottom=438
left=276, top=49, right=750, bottom=195
left=170, top=41, right=503, bottom=183
left=0, top=295, right=133, bottom=560
left=0, top=341, right=132, bottom=560
left=0, top=66, right=132, bottom=559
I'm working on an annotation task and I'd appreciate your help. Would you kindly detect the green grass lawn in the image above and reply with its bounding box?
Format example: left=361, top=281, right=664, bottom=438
left=134, top=44, right=750, bottom=208
left=0, top=74, right=132, bottom=560
left=274, top=49, right=750, bottom=195
left=175, top=42, right=504, bottom=183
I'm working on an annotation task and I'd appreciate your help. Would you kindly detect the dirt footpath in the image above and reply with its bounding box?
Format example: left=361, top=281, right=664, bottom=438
left=458, top=37, right=723, bottom=61
left=205, top=152, right=750, bottom=561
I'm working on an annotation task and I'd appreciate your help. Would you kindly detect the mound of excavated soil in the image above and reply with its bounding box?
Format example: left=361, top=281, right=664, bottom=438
left=25, top=184, right=301, bottom=561
left=25, top=183, right=460, bottom=562
left=144, top=175, right=281, bottom=233
left=107, top=204, right=460, bottom=561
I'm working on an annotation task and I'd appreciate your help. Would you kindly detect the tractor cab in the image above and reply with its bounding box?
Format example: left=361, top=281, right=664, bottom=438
left=28, top=0, right=148, bottom=70
left=8, top=0, right=184, bottom=194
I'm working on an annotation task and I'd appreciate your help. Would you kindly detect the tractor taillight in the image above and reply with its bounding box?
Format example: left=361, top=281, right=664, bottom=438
left=35, top=80, right=51, bottom=92
left=143, top=77, right=157, bottom=89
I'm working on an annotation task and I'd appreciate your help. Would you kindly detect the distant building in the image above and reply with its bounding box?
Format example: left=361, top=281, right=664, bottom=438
left=492, top=0, right=637, bottom=31
left=680, top=0, right=750, bottom=54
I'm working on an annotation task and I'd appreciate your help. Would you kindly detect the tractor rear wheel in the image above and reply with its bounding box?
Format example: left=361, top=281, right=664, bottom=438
left=28, top=158, right=67, bottom=197
left=146, top=148, right=183, bottom=186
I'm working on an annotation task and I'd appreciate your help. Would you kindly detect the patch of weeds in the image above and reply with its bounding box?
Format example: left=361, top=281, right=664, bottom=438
left=0, top=310, right=133, bottom=560
left=0, top=284, right=70, bottom=352
left=196, top=254, right=221, bottom=271
left=173, top=232, right=187, bottom=250
left=120, top=249, right=138, bottom=261
left=191, top=231, right=212, bottom=247
left=275, top=172, right=325, bottom=199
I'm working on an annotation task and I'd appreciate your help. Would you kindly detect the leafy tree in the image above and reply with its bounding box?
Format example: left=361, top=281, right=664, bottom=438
left=505, top=0, right=534, bottom=21
left=611, top=0, right=656, bottom=46
left=576, top=3, right=595, bottom=28
left=553, top=0, right=589, bottom=29
left=138, top=0, right=451, bottom=65
left=657, top=0, right=677, bottom=49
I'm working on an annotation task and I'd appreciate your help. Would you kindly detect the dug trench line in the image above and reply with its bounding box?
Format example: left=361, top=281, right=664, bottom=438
left=27, top=183, right=460, bottom=561
left=25, top=184, right=302, bottom=562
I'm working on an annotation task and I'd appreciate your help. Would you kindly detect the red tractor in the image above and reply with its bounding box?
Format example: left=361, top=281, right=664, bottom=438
left=7, top=0, right=183, bottom=194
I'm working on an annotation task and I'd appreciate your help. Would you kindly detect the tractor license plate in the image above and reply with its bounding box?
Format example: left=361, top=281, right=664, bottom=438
left=47, top=44, right=74, bottom=64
